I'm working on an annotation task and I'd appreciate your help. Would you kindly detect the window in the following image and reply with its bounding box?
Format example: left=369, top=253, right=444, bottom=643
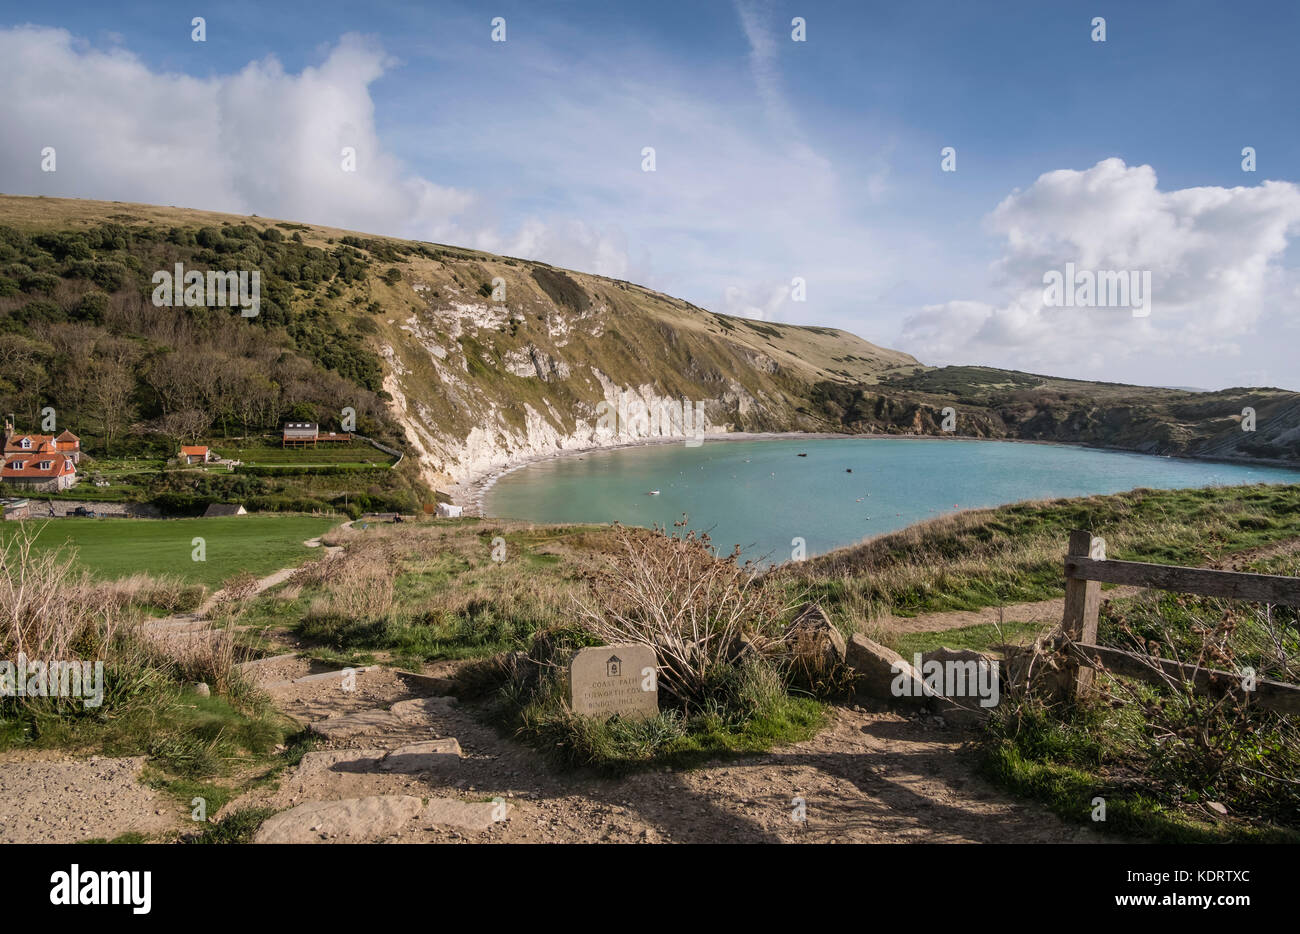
left=9, top=461, right=23, bottom=470
left=38, top=461, right=51, bottom=470
left=19, top=438, right=30, bottom=449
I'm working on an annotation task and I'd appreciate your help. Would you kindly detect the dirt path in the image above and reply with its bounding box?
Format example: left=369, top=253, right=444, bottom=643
left=227, top=664, right=1094, bottom=844
left=877, top=586, right=1144, bottom=636
left=875, top=534, right=1300, bottom=637
left=0, top=753, right=178, bottom=843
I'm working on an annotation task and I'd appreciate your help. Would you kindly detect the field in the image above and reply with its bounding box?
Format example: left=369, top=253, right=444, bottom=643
left=0, top=514, right=342, bottom=587
left=212, top=440, right=397, bottom=468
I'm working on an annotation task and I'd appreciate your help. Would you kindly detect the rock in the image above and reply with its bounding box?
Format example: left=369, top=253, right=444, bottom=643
left=189, top=682, right=210, bottom=697
left=377, top=739, right=462, bottom=773
left=252, top=795, right=424, bottom=844
left=785, top=604, right=847, bottom=676
left=1208, top=801, right=1228, bottom=816
left=292, top=749, right=386, bottom=777
left=390, top=696, right=457, bottom=722
left=424, top=797, right=510, bottom=832
left=920, top=646, right=994, bottom=668
left=845, top=632, right=929, bottom=702
left=308, top=708, right=401, bottom=740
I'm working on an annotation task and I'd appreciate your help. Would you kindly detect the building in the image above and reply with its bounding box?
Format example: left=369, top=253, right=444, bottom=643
left=1, top=497, right=31, bottom=520
left=281, top=422, right=352, bottom=447
left=2, top=421, right=79, bottom=492
left=179, top=445, right=211, bottom=465
left=203, top=503, right=247, bottom=517
left=2, top=453, right=77, bottom=491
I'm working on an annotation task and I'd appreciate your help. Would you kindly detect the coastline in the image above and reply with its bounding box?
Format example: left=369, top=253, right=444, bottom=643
left=453, top=431, right=1300, bottom=518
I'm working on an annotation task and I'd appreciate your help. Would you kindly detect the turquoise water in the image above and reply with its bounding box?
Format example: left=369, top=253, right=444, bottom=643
left=484, top=438, right=1300, bottom=563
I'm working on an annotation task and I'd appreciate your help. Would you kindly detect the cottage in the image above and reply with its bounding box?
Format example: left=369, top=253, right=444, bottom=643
left=203, top=503, right=247, bottom=517
left=2, top=421, right=79, bottom=492
left=2, top=453, right=77, bottom=491
left=179, top=445, right=211, bottom=465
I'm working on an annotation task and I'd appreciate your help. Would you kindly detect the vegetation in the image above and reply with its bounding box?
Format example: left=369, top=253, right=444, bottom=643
left=0, top=527, right=295, bottom=838
left=0, top=514, right=341, bottom=587
left=782, top=483, right=1300, bottom=627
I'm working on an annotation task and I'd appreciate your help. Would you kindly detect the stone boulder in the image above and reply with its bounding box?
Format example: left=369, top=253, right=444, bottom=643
left=845, top=632, right=930, bottom=703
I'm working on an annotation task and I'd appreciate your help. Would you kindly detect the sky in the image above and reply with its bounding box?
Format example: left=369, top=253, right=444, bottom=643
left=1, top=0, right=1297, bottom=390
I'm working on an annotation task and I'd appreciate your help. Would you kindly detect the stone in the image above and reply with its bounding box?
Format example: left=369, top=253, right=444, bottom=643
left=920, top=646, right=994, bottom=668
left=308, top=708, right=401, bottom=740
left=292, top=749, right=386, bottom=777
left=845, top=632, right=930, bottom=703
left=569, top=643, right=658, bottom=719
left=784, top=604, right=847, bottom=675
left=424, top=797, right=510, bottom=832
left=377, top=739, right=462, bottom=773
left=252, top=795, right=423, bottom=844
left=390, top=696, right=457, bottom=722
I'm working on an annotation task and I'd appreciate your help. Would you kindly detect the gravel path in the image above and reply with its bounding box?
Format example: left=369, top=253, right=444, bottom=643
left=0, top=755, right=178, bottom=843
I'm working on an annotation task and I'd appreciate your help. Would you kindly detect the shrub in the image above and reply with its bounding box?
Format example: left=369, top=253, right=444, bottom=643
left=573, top=524, right=794, bottom=708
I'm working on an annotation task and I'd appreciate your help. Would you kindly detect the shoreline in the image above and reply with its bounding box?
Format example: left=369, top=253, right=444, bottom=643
left=453, top=431, right=1300, bottom=518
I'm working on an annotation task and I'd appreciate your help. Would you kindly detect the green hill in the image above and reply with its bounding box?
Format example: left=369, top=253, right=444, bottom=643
left=0, top=194, right=1294, bottom=513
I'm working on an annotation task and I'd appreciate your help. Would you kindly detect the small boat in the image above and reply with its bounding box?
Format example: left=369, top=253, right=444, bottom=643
left=797, top=452, right=808, bottom=457
left=647, top=490, right=660, bottom=496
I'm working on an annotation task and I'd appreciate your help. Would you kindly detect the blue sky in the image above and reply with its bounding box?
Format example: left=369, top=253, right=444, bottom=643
left=2, top=0, right=1298, bottom=388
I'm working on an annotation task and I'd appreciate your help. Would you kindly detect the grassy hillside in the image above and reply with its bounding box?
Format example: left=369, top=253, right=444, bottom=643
left=1, top=194, right=1295, bottom=514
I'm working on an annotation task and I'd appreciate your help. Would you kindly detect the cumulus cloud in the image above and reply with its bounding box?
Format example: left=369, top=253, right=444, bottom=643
left=0, top=26, right=475, bottom=241
left=721, top=281, right=792, bottom=321
left=901, top=159, right=1300, bottom=386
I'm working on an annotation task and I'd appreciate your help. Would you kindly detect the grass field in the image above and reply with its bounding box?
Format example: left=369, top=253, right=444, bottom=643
left=0, top=515, right=342, bottom=587
left=212, top=441, right=396, bottom=468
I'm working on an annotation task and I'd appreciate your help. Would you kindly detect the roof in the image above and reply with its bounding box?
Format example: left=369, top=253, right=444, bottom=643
left=180, top=446, right=209, bottom=456
left=4, top=434, right=56, bottom=455
left=55, top=430, right=79, bottom=442
left=203, top=503, right=247, bottom=517
left=2, top=454, right=75, bottom=478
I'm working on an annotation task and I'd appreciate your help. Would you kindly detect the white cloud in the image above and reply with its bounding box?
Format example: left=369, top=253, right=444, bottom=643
left=0, top=27, right=474, bottom=241
left=901, top=159, right=1300, bottom=387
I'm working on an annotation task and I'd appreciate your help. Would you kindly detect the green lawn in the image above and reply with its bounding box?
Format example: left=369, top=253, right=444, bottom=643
left=213, top=441, right=395, bottom=468
left=1, top=515, right=342, bottom=586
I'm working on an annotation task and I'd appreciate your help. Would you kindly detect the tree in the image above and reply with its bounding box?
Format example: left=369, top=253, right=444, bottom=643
left=84, top=359, right=135, bottom=455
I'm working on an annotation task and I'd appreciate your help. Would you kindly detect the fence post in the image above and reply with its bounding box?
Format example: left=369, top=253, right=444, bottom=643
left=1062, top=529, right=1104, bottom=697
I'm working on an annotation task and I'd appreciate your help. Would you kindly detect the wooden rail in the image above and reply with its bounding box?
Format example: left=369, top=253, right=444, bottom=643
left=1061, top=530, right=1300, bottom=714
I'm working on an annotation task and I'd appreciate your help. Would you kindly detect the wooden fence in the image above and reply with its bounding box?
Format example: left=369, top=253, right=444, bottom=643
left=1061, top=529, right=1300, bottom=715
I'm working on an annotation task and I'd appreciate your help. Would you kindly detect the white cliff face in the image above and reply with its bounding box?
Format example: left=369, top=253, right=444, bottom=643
left=383, top=304, right=765, bottom=496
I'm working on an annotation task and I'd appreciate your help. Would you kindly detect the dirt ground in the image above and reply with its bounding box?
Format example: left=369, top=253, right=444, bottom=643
left=221, top=665, right=1095, bottom=844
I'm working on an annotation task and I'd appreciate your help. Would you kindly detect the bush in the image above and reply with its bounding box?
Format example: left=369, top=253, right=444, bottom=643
left=574, top=524, right=793, bottom=708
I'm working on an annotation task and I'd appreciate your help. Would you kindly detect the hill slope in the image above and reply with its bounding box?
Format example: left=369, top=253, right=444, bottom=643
left=0, top=194, right=1295, bottom=506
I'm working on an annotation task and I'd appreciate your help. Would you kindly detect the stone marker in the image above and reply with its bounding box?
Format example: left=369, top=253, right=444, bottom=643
left=570, top=643, right=658, bottom=719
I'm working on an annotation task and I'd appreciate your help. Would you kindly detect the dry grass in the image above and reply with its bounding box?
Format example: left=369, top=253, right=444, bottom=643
left=574, top=523, right=796, bottom=706
left=0, top=526, right=120, bottom=660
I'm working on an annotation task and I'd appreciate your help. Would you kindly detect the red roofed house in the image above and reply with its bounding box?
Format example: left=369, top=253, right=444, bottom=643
left=179, top=445, right=211, bottom=465
left=2, top=421, right=81, bottom=492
